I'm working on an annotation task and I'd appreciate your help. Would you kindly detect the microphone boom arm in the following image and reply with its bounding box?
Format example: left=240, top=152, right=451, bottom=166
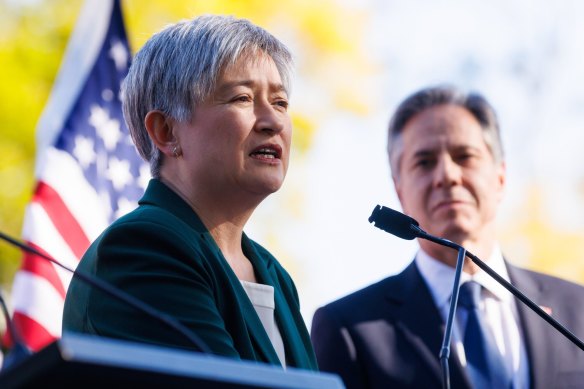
left=415, top=228, right=584, bottom=352
left=370, top=205, right=584, bottom=389
left=369, top=205, right=584, bottom=352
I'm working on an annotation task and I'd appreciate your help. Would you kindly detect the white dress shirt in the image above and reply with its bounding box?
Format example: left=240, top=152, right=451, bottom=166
left=415, top=247, right=530, bottom=388
left=240, top=280, right=286, bottom=368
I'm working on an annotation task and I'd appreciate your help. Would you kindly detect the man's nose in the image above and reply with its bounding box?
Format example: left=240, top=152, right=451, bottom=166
left=433, top=156, right=461, bottom=188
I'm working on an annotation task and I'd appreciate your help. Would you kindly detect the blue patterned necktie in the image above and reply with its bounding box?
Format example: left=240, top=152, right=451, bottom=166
left=458, top=281, right=513, bottom=389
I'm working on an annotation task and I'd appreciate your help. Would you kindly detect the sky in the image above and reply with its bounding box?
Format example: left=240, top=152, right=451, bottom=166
left=4, top=0, right=584, bottom=330
left=247, top=0, right=584, bottom=325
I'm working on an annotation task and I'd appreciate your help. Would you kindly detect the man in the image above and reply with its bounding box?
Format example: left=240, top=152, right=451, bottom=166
left=311, top=85, right=584, bottom=388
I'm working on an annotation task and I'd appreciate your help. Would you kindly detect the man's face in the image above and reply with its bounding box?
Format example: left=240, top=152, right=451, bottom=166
left=393, top=104, right=505, bottom=246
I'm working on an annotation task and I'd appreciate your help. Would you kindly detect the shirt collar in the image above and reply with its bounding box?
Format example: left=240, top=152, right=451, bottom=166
left=415, top=245, right=512, bottom=311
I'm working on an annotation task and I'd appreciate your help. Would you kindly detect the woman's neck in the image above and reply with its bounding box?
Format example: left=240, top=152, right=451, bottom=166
left=159, top=175, right=258, bottom=282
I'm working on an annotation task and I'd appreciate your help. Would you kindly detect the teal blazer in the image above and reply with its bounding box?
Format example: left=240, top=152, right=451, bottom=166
left=63, top=179, right=317, bottom=370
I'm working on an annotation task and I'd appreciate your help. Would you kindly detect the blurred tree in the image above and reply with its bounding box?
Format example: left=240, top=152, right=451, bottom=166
left=0, top=0, right=83, bottom=286
left=0, top=0, right=373, bottom=289
left=499, top=186, right=584, bottom=283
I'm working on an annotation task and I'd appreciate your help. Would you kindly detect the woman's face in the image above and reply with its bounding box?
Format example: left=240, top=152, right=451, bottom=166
left=175, top=53, right=292, bottom=201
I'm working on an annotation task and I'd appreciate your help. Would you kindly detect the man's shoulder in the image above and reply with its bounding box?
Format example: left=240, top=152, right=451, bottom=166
left=318, top=262, right=418, bottom=316
left=509, top=262, right=584, bottom=298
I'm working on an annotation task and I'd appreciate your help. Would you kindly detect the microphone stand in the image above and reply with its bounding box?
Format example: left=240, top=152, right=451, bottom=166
left=416, top=229, right=468, bottom=389
left=416, top=229, right=584, bottom=389
left=438, top=246, right=466, bottom=389
left=416, top=230, right=584, bottom=353
left=369, top=205, right=584, bottom=389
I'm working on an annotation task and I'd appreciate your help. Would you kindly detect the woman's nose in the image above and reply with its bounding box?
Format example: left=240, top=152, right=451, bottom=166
left=254, top=100, right=286, bottom=133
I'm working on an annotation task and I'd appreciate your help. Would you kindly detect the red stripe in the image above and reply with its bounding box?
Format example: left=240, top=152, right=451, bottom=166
left=32, top=181, right=90, bottom=259
left=11, top=312, right=57, bottom=351
left=21, top=243, right=67, bottom=298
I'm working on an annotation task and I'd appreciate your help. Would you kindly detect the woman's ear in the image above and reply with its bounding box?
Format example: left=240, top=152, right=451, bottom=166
left=144, top=111, right=180, bottom=158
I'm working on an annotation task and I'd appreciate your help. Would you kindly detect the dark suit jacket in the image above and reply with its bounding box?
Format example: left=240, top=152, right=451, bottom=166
left=63, top=179, right=317, bottom=371
left=311, top=261, right=584, bottom=388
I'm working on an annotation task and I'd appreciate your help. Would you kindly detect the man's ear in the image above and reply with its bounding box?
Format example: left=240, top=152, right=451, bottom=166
left=496, top=160, right=507, bottom=202
left=144, top=110, right=176, bottom=157
left=392, top=173, right=403, bottom=203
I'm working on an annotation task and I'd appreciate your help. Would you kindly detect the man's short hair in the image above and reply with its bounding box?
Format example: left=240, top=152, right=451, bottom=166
left=387, top=85, right=504, bottom=180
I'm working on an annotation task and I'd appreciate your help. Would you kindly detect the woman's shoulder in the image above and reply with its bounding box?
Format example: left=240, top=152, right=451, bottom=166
left=90, top=204, right=210, bottom=267
left=104, top=203, right=200, bottom=240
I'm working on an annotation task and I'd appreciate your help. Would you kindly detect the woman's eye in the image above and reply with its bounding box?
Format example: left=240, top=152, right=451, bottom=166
left=233, top=95, right=251, bottom=103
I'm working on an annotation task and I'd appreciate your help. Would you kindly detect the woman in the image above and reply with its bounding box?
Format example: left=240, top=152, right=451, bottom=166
left=63, top=14, right=317, bottom=370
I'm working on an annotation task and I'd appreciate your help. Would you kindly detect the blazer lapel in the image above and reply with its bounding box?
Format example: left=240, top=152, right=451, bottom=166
left=387, top=262, right=471, bottom=388
left=507, top=264, right=556, bottom=389
left=242, top=237, right=317, bottom=369
left=239, top=237, right=295, bottom=366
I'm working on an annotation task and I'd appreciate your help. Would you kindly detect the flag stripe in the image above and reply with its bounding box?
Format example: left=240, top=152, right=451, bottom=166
left=9, top=0, right=148, bottom=351
left=34, top=0, right=114, bottom=156
left=32, top=182, right=90, bottom=259
left=23, top=203, right=79, bottom=282
left=11, top=312, right=57, bottom=351
left=21, top=249, right=67, bottom=298
left=12, top=271, right=65, bottom=338
left=38, top=147, right=109, bottom=240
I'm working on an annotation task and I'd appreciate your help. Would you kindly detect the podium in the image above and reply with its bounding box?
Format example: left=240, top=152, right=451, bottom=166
left=0, top=333, right=344, bottom=388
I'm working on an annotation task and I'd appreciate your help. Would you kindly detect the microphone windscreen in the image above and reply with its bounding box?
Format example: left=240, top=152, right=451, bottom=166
left=368, top=205, right=420, bottom=240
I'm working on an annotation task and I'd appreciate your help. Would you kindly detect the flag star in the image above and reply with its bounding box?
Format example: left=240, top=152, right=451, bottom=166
left=89, top=104, right=108, bottom=127
left=73, top=135, right=96, bottom=169
left=106, top=156, right=132, bottom=191
left=89, top=105, right=121, bottom=151
left=102, top=88, right=114, bottom=101
left=96, top=149, right=108, bottom=172
left=109, top=39, right=128, bottom=71
left=138, top=163, right=150, bottom=190
left=115, top=197, right=138, bottom=218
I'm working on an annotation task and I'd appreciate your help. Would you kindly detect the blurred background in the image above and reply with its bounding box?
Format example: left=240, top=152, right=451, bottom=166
left=1, top=0, right=584, bottom=329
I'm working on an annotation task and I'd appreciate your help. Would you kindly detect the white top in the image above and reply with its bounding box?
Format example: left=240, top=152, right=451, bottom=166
left=415, top=247, right=529, bottom=388
left=240, top=280, right=286, bottom=368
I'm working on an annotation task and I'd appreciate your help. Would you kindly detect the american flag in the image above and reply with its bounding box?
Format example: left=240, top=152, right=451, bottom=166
left=9, top=0, right=149, bottom=351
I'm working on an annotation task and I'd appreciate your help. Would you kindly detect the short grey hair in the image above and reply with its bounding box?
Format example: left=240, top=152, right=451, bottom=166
left=387, top=85, right=504, bottom=180
left=122, top=15, right=294, bottom=177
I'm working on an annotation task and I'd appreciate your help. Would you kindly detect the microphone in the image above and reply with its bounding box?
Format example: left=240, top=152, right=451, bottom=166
left=0, top=230, right=212, bottom=367
left=369, top=205, right=460, bottom=250
left=368, top=205, right=421, bottom=240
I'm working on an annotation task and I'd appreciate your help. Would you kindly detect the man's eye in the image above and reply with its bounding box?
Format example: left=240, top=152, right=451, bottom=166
left=415, top=159, right=432, bottom=168
left=456, top=153, right=474, bottom=163
left=275, top=100, right=289, bottom=110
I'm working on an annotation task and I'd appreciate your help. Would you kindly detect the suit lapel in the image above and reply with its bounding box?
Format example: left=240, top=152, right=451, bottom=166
left=507, top=264, right=555, bottom=389
left=387, top=262, right=471, bottom=388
